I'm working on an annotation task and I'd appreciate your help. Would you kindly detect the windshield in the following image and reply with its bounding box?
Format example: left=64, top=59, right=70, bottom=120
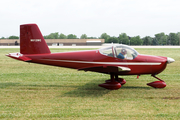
left=99, top=46, right=114, bottom=57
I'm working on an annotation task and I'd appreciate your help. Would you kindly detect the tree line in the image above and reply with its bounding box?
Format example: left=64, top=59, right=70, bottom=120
left=100, top=32, right=180, bottom=45
left=1, top=32, right=180, bottom=45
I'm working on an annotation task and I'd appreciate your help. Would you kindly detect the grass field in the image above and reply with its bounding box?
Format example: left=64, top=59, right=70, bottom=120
left=0, top=48, right=180, bottom=120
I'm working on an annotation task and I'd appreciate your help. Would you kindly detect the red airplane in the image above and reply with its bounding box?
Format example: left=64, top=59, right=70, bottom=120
left=7, top=24, right=175, bottom=90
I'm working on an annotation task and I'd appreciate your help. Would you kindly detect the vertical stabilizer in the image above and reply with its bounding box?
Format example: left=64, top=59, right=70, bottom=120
left=20, top=24, right=51, bottom=54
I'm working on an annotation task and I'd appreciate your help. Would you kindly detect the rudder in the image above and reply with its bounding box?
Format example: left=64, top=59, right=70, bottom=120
left=20, top=24, right=51, bottom=54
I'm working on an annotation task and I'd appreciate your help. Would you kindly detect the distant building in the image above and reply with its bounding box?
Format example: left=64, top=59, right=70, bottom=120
left=0, top=39, right=20, bottom=46
left=0, top=39, right=104, bottom=46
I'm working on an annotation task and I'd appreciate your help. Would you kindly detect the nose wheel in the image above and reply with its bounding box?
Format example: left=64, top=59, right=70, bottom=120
left=147, top=75, right=166, bottom=88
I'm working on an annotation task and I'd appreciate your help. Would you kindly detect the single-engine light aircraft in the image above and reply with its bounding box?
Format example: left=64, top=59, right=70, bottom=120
left=7, top=24, right=175, bottom=90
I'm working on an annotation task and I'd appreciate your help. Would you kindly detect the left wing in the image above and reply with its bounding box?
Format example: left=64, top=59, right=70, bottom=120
left=78, top=65, right=131, bottom=73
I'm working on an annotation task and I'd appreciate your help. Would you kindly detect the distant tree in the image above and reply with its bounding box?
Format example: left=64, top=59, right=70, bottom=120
left=130, top=36, right=143, bottom=45
left=142, top=36, right=152, bottom=45
left=100, top=33, right=110, bottom=43
left=155, top=32, right=167, bottom=45
left=177, top=32, right=180, bottom=45
left=80, top=34, right=88, bottom=39
left=46, top=34, right=54, bottom=39
left=0, top=37, right=5, bottom=39
left=59, top=33, right=67, bottom=39
left=160, top=35, right=167, bottom=45
left=52, top=32, right=59, bottom=39
left=118, top=33, right=129, bottom=45
left=87, top=37, right=97, bottom=39
left=9, top=36, right=19, bottom=39
left=177, top=32, right=180, bottom=38
left=44, top=32, right=59, bottom=39
left=151, top=38, right=159, bottom=45
left=107, top=37, right=118, bottom=43
left=67, top=34, right=77, bottom=39
left=43, top=35, right=48, bottom=39
left=168, top=33, right=179, bottom=45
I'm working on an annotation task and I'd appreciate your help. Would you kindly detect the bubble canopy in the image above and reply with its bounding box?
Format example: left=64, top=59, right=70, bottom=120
left=99, top=44, right=139, bottom=60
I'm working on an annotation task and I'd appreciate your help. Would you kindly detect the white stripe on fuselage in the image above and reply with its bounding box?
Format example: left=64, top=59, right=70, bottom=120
left=41, top=59, right=161, bottom=65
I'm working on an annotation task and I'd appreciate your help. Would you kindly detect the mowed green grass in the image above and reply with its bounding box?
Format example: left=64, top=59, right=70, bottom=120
left=0, top=48, right=180, bottom=120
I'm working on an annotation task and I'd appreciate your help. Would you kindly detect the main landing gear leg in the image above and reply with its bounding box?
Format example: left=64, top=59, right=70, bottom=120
left=99, top=74, right=124, bottom=90
left=147, top=75, right=166, bottom=88
left=115, top=74, right=126, bottom=85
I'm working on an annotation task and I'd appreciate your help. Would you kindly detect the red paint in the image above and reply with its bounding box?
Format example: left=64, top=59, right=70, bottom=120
left=99, top=74, right=121, bottom=90
left=20, top=24, right=50, bottom=54
left=147, top=81, right=166, bottom=88
left=99, top=81, right=121, bottom=90
left=6, top=24, right=175, bottom=90
left=118, top=78, right=126, bottom=85
left=137, top=75, right=139, bottom=79
left=105, top=78, right=126, bottom=85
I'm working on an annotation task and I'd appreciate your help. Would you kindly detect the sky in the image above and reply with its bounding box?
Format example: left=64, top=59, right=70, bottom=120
left=0, top=0, right=180, bottom=38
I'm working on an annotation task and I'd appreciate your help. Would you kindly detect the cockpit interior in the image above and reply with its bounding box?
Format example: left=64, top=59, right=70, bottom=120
left=99, top=44, right=139, bottom=60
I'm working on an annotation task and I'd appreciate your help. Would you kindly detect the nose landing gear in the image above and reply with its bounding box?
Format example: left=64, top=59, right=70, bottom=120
left=147, top=75, right=166, bottom=88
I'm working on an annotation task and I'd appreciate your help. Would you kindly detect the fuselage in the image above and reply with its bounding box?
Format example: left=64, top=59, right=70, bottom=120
left=23, top=49, right=168, bottom=75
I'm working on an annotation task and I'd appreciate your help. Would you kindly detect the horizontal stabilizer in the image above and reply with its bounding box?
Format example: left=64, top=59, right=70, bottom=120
left=6, top=53, right=32, bottom=62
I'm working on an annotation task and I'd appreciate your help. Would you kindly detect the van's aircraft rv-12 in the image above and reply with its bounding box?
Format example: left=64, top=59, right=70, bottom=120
left=7, top=24, right=175, bottom=90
